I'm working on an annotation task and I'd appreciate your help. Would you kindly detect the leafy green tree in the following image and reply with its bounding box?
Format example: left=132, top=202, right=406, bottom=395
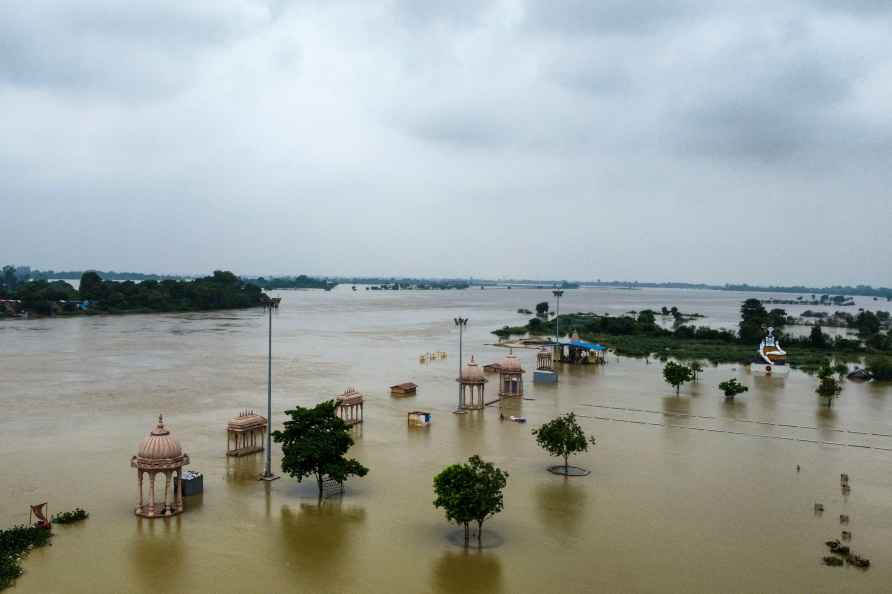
left=272, top=401, right=368, bottom=500
left=2, top=265, right=17, bottom=291
left=866, top=356, right=892, bottom=381
left=535, top=301, right=549, bottom=316
left=816, top=375, right=842, bottom=407
left=689, top=361, right=704, bottom=382
left=78, top=271, right=105, bottom=301
left=663, top=360, right=694, bottom=396
left=718, top=378, right=749, bottom=400
left=854, top=311, right=881, bottom=337
left=532, top=412, right=596, bottom=473
left=433, top=455, right=508, bottom=548
left=738, top=298, right=768, bottom=344
left=768, top=308, right=788, bottom=329
left=637, top=309, right=656, bottom=328
left=809, top=324, right=827, bottom=348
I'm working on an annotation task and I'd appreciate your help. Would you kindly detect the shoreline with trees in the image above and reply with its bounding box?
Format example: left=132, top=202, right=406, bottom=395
left=1, top=270, right=270, bottom=318
left=493, top=298, right=892, bottom=374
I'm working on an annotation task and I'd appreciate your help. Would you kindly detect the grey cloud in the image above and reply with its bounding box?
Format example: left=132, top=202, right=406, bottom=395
left=0, top=1, right=270, bottom=98
left=523, top=0, right=702, bottom=36
left=672, top=45, right=863, bottom=160
left=404, top=108, right=513, bottom=149
left=391, top=0, right=495, bottom=28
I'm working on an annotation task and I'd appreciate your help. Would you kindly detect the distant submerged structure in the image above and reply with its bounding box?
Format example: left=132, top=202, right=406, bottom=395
left=751, top=327, right=789, bottom=375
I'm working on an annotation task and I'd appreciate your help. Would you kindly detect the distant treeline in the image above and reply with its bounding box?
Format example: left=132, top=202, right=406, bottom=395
left=573, top=281, right=892, bottom=300
left=27, top=269, right=185, bottom=281
left=246, top=275, right=336, bottom=290
left=1, top=270, right=267, bottom=316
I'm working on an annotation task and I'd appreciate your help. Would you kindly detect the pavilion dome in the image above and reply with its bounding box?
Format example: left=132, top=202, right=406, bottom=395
left=137, top=415, right=183, bottom=460
left=499, top=352, right=523, bottom=372
left=460, top=356, right=486, bottom=382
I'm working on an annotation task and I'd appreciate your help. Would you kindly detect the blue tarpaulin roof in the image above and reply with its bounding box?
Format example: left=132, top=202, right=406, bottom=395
left=563, top=339, right=607, bottom=351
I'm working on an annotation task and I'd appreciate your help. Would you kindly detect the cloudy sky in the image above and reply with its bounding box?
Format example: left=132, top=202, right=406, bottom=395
left=2, top=0, right=890, bottom=285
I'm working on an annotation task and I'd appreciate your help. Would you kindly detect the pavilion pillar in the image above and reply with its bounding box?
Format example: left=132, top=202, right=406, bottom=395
left=162, top=471, right=172, bottom=515
left=175, top=469, right=183, bottom=512
left=148, top=472, right=156, bottom=517
left=137, top=470, right=144, bottom=514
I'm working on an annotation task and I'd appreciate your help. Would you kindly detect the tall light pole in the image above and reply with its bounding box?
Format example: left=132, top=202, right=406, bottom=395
left=454, top=317, right=468, bottom=410
left=552, top=290, right=564, bottom=343
left=260, top=304, right=279, bottom=481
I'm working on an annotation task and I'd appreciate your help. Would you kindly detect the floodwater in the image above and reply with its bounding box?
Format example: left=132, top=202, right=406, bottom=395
left=1, top=287, right=890, bottom=593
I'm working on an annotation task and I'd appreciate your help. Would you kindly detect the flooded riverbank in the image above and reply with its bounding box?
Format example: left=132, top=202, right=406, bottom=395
left=1, top=287, right=890, bottom=593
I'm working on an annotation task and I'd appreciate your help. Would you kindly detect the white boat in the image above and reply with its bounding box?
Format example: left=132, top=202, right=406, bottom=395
left=750, top=327, right=789, bottom=375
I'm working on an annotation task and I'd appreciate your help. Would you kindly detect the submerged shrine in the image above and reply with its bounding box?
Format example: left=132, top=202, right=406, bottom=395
left=131, top=415, right=190, bottom=518
left=457, top=355, right=487, bottom=410
left=226, top=410, right=268, bottom=457
left=335, top=388, right=364, bottom=426
left=498, top=352, right=525, bottom=398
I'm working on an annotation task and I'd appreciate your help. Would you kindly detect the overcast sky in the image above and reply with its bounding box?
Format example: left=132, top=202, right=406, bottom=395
left=2, top=0, right=890, bottom=285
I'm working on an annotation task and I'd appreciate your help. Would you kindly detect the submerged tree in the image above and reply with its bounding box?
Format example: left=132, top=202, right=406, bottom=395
left=815, top=362, right=842, bottom=407
left=532, top=412, right=597, bottom=474
left=433, top=455, right=508, bottom=548
left=535, top=301, right=550, bottom=317
left=272, top=400, right=368, bottom=500
left=718, top=378, right=749, bottom=400
left=663, top=361, right=694, bottom=396
left=689, top=361, right=704, bottom=382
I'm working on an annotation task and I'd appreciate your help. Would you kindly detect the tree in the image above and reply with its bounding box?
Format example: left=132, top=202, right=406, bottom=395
left=866, top=356, right=892, bottom=382
left=689, top=361, right=704, bottom=382
left=535, top=301, right=549, bottom=316
left=272, top=401, right=368, bottom=500
left=854, top=311, right=881, bottom=337
left=816, top=375, right=842, bottom=407
left=718, top=378, right=748, bottom=400
left=809, top=324, right=827, bottom=348
left=2, top=265, right=17, bottom=291
left=78, top=271, right=105, bottom=301
left=433, top=455, right=508, bottom=548
left=532, top=412, right=597, bottom=473
left=738, top=298, right=768, bottom=344
left=768, top=308, right=788, bottom=329
left=637, top=309, right=656, bottom=328
left=663, top=361, right=694, bottom=396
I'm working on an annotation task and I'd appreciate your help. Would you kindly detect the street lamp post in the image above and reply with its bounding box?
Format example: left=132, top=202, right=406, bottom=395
left=552, top=290, right=564, bottom=342
left=260, top=304, right=279, bottom=481
left=454, top=317, right=468, bottom=409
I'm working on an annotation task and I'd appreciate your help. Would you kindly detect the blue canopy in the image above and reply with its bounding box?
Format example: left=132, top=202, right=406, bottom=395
left=565, top=339, right=607, bottom=351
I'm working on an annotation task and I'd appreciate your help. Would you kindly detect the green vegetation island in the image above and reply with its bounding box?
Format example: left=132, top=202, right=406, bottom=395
left=245, top=275, right=336, bottom=291
left=1, top=270, right=270, bottom=317
left=494, top=298, right=892, bottom=375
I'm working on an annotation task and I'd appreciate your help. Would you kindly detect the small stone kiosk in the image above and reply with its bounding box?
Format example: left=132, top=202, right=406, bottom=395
left=456, top=356, right=487, bottom=410
left=534, top=347, right=558, bottom=384
left=335, top=388, right=364, bottom=427
left=131, top=415, right=190, bottom=518
left=226, top=410, right=267, bottom=457
left=498, top=351, right=525, bottom=398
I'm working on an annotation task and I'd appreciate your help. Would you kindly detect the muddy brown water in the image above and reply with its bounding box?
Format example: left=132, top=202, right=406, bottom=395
left=1, top=287, right=890, bottom=593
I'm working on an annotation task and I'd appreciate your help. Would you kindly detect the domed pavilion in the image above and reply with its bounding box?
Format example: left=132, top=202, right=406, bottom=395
left=498, top=351, right=525, bottom=398
left=456, top=355, right=487, bottom=410
left=131, top=415, right=190, bottom=518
